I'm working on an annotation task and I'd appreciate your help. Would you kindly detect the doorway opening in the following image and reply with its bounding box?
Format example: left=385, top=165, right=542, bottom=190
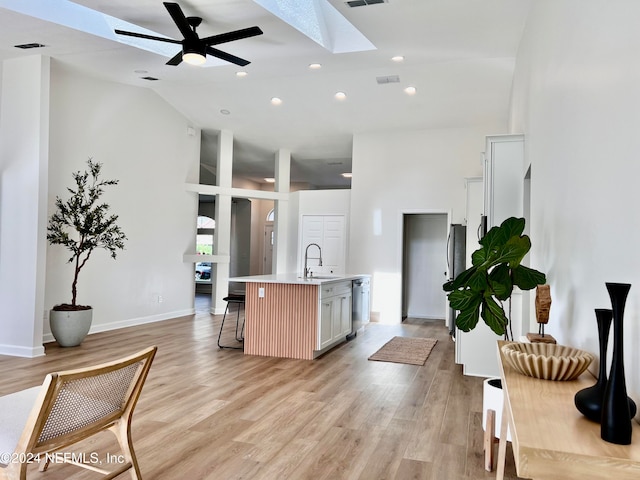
left=263, top=208, right=275, bottom=274
left=401, top=213, right=449, bottom=322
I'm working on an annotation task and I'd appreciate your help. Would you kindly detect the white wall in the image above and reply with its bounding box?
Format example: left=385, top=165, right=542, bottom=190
left=43, top=62, right=200, bottom=339
left=510, top=1, right=640, bottom=403
left=349, top=126, right=503, bottom=323
left=0, top=56, right=50, bottom=356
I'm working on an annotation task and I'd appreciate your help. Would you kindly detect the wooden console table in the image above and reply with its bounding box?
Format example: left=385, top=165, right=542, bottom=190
left=496, top=340, right=640, bottom=479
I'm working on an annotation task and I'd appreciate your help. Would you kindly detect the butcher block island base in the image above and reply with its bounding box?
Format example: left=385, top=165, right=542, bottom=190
left=230, top=274, right=368, bottom=360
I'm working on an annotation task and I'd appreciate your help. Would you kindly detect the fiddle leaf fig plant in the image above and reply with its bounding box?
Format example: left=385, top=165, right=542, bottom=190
left=47, top=159, right=127, bottom=309
left=443, top=217, right=546, bottom=337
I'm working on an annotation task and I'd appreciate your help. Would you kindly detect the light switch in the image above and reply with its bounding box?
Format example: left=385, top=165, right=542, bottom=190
left=258, top=287, right=265, bottom=298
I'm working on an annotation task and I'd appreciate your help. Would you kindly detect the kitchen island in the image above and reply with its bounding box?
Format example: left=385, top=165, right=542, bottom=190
left=229, top=273, right=369, bottom=360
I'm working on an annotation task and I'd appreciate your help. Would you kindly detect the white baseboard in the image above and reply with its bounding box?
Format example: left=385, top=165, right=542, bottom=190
left=406, top=314, right=445, bottom=320
left=42, top=308, right=196, bottom=344
left=0, top=344, right=45, bottom=358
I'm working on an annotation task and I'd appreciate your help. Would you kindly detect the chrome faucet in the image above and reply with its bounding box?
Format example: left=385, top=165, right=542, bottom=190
left=304, top=243, right=323, bottom=278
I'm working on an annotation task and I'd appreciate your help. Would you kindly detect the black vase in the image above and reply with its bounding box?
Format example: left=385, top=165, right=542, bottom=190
left=574, top=309, right=613, bottom=422
left=601, top=282, right=635, bottom=445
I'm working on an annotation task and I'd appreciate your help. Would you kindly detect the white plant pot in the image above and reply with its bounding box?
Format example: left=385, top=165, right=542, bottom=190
left=482, top=377, right=511, bottom=441
left=49, top=308, right=93, bottom=347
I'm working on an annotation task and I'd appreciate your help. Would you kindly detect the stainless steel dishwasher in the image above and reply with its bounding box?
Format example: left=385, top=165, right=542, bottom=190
left=347, top=277, right=370, bottom=340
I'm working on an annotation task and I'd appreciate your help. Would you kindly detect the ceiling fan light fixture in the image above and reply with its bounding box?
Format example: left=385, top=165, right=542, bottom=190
left=183, top=41, right=206, bottom=65
left=183, top=52, right=206, bottom=65
left=183, top=51, right=206, bottom=65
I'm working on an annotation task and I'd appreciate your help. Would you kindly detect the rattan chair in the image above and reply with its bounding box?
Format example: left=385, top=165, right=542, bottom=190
left=0, top=346, right=157, bottom=480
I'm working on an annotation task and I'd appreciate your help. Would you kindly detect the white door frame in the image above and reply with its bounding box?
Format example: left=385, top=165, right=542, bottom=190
left=398, top=209, right=452, bottom=322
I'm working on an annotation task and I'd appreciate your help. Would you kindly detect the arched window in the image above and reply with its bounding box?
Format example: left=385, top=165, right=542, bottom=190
left=197, top=216, right=215, bottom=229
left=266, top=209, right=275, bottom=222
left=196, top=216, right=214, bottom=282
left=197, top=216, right=214, bottom=256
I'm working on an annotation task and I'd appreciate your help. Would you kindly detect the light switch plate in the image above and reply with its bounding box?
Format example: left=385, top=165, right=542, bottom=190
left=258, top=287, right=265, bottom=298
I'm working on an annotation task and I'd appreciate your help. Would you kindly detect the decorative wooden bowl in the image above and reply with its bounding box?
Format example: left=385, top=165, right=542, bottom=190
left=501, top=342, right=594, bottom=381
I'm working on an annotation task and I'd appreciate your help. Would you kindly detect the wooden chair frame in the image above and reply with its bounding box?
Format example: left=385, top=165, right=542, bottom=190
left=0, top=346, right=157, bottom=480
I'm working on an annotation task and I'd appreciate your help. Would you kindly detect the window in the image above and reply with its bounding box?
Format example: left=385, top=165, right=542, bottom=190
left=196, top=216, right=215, bottom=282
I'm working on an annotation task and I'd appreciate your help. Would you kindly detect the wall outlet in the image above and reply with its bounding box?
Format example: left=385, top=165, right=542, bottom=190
left=258, top=287, right=265, bottom=298
left=157, top=295, right=164, bottom=303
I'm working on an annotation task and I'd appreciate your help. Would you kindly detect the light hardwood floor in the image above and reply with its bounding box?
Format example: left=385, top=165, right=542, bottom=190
left=0, top=298, right=522, bottom=479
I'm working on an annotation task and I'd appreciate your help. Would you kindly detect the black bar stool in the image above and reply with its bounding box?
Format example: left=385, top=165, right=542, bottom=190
left=217, top=294, right=245, bottom=349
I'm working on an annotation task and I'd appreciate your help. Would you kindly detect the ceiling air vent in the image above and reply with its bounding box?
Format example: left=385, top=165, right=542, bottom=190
left=376, top=75, right=400, bottom=85
left=346, top=0, right=387, bottom=7
left=141, top=76, right=159, bottom=81
left=14, top=43, right=46, bottom=49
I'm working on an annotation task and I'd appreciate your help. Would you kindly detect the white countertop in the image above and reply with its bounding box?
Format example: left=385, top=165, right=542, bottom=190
left=229, top=273, right=369, bottom=285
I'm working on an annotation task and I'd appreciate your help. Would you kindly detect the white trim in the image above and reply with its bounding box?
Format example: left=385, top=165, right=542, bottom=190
left=42, top=308, right=195, bottom=344
left=407, top=315, right=445, bottom=321
left=0, top=344, right=45, bottom=358
left=398, top=208, right=451, bottom=323
left=183, top=254, right=230, bottom=264
left=185, top=183, right=289, bottom=201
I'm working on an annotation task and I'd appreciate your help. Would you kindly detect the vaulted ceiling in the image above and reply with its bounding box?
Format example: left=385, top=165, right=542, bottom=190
left=0, top=0, right=531, bottom=187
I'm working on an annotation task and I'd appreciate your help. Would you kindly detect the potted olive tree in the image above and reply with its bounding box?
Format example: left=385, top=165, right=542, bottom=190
left=47, top=159, right=127, bottom=347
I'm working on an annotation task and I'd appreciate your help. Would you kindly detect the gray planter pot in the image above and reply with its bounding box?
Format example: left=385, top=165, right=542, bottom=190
left=49, top=308, right=93, bottom=347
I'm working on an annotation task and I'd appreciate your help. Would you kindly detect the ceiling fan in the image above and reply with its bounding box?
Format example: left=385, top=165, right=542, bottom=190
left=115, top=2, right=263, bottom=66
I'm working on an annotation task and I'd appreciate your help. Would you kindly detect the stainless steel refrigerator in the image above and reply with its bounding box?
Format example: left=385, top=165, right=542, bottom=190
left=447, top=224, right=466, bottom=335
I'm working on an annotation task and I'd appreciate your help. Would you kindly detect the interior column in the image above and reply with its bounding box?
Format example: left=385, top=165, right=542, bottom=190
left=212, top=129, right=233, bottom=314
left=273, top=148, right=290, bottom=274
left=0, top=56, right=49, bottom=356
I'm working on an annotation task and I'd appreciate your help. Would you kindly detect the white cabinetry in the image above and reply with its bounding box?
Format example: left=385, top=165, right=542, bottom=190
left=318, top=281, right=352, bottom=350
left=464, top=177, right=483, bottom=270
left=484, top=134, right=524, bottom=228
left=456, top=134, right=524, bottom=377
left=301, top=215, right=345, bottom=275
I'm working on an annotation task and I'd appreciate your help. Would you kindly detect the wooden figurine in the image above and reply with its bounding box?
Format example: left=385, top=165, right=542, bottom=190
left=526, top=284, right=557, bottom=344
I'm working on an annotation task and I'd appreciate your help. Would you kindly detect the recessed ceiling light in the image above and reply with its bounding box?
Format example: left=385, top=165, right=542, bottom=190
left=391, top=55, right=404, bottom=62
left=271, top=97, right=283, bottom=106
left=341, top=173, right=353, bottom=178
left=236, top=71, right=248, bottom=77
left=134, top=69, right=148, bottom=74
left=309, top=63, right=322, bottom=69
left=220, top=109, right=231, bottom=115
left=335, top=92, right=347, bottom=100
left=404, top=86, right=417, bottom=95
left=264, top=177, right=276, bottom=183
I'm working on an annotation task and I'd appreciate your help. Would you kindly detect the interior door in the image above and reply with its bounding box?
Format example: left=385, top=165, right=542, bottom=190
left=300, top=215, right=345, bottom=275
left=321, top=216, right=345, bottom=274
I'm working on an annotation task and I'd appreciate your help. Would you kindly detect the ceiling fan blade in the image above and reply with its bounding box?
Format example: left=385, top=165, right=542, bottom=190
left=166, top=51, right=183, bottom=66
left=164, top=2, right=198, bottom=41
left=115, top=29, right=181, bottom=44
left=206, top=46, right=251, bottom=66
left=201, top=26, right=263, bottom=46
